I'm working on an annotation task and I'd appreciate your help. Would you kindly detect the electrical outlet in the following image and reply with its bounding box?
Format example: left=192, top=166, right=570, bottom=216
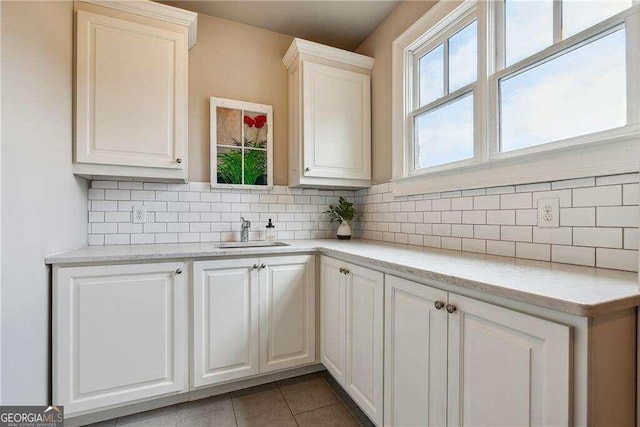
left=537, top=198, right=559, bottom=228
left=133, top=205, right=146, bottom=224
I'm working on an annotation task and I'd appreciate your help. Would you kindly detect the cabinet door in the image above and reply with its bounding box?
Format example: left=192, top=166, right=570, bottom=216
left=193, top=259, right=260, bottom=387
left=447, top=293, right=570, bottom=427
left=302, top=62, right=370, bottom=180
left=320, top=256, right=346, bottom=383
left=384, top=276, right=448, bottom=427
left=260, top=255, right=316, bottom=373
left=76, top=10, right=187, bottom=169
left=344, top=263, right=384, bottom=425
left=54, top=262, right=187, bottom=416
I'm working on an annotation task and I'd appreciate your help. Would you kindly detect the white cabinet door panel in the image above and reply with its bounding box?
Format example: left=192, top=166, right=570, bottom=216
left=345, top=263, right=383, bottom=426
left=320, top=256, right=346, bottom=383
left=448, top=293, right=570, bottom=427
left=384, top=275, right=448, bottom=427
left=260, top=255, right=315, bottom=373
left=303, top=62, right=370, bottom=180
left=193, top=259, right=260, bottom=387
left=76, top=10, right=186, bottom=169
left=54, top=262, right=187, bottom=416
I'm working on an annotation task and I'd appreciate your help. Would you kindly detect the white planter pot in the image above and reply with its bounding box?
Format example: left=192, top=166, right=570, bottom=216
left=337, top=221, right=352, bottom=240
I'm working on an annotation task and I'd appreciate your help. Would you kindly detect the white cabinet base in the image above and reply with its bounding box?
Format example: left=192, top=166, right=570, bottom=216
left=53, top=262, right=188, bottom=416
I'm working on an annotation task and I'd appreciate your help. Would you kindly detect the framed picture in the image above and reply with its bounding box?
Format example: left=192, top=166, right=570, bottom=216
left=210, top=96, right=273, bottom=188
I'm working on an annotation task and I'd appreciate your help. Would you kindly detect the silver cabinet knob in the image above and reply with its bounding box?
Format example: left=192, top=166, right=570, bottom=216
left=446, top=304, right=457, bottom=314
left=305, top=167, right=310, bottom=172
left=253, top=264, right=259, bottom=269
left=343, top=269, right=350, bottom=275
left=260, top=263, right=266, bottom=269
left=176, top=158, right=182, bottom=164
left=175, top=268, right=182, bottom=275
left=434, top=301, right=445, bottom=310
left=339, top=267, right=345, bottom=273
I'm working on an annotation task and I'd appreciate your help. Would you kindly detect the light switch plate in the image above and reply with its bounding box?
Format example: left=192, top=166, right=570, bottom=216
left=537, top=198, right=559, bottom=228
left=133, top=205, right=147, bottom=224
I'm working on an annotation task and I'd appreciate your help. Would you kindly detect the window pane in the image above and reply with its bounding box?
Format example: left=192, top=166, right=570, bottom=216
left=563, top=0, right=632, bottom=38
left=505, top=0, right=554, bottom=66
left=448, top=20, right=478, bottom=92
left=500, top=29, right=626, bottom=152
left=415, top=94, right=474, bottom=169
left=419, top=45, right=444, bottom=106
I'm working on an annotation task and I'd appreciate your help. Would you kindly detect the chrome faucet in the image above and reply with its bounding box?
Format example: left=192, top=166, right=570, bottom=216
left=240, top=217, right=251, bottom=242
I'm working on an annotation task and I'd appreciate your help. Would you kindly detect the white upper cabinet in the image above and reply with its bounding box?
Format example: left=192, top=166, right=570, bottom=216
left=283, top=39, right=373, bottom=189
left=74, top=1, right=197, bottom=182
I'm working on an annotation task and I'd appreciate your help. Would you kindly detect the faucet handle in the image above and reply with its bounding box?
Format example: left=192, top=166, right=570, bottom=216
left=241, top=216, right=251, bottom=227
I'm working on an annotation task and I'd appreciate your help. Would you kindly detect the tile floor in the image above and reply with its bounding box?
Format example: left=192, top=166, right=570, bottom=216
left=88, top=371, right=374, bottom=427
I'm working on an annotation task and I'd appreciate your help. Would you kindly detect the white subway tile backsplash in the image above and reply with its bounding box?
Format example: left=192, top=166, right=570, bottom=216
left=88, top=174, right=638, bottom=272
left=559, top=207, right=595, bottom=227
left=551, top=245, right=595, bottom=267
left=501, top=226, right=532, bottom=242
left=486, top=240, right=515, bottom=257
left=573, top=227, right=622, bottom=248
left=573, top=185, right=621, bottom=207
left=516, top=242, right=550, bottom=261
left=596, top=248, right=638, bottom=271
left=487, top=210, right=515, bottom=225
left=500, top=193, right=532, bottom=209
left=473, top=195, right=500, bottom=210
left=596, top=206, right=639, bottom=227
left=623, top=184, right=639, bottom=206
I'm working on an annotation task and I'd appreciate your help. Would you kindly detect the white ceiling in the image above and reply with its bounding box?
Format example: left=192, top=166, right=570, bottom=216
left=160, top=0, right=402, bottom=50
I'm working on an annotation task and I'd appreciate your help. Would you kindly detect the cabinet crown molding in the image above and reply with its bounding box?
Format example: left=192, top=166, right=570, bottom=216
left=282, top=38, right=374, bottom=70
left=77, top=0, right=198, bottom=48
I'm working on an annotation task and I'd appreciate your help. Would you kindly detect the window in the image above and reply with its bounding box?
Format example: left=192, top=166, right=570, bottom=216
left=413, top=17, right=477, bottom=170
left=392, top=0, right=640, bottom=195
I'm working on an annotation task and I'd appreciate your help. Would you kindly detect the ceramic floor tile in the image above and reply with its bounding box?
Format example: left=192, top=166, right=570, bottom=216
left=294, top=403, right=358, bottom=427
left=231, top=383, right=296, bottom=427
left=177, top=394, right=236, bottom=427
left=116, top=405, right=177, bottom=427
left=320, top=373, right=374, bottom=427
left=278, top=373, right=338, bottom=414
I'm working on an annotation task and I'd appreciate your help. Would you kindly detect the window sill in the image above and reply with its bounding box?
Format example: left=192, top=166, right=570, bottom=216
left=391, top=136, right=639, bottom=196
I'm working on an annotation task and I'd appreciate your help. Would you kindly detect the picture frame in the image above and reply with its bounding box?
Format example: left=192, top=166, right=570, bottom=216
left=210, top=96, right=273, bottom=189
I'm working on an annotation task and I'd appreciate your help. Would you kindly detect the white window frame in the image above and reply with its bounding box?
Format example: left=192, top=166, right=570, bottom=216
left=392, top=0, right=640, bottom=196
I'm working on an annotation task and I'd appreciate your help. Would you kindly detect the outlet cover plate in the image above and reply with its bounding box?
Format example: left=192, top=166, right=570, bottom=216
left=133, top=205, right=147, bottom=224
left=537, top=198, right=559, bottom=228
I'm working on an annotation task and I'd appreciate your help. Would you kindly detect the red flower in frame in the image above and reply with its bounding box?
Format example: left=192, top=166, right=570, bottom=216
left=254, top=115, right=267, bottom=129
left=244, top=115, right=255, bottom=127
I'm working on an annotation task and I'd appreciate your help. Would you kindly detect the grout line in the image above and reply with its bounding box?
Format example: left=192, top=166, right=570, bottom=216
left=229, top=393, right=239, bottom=427
left=275, top=380, right=300, bottom=426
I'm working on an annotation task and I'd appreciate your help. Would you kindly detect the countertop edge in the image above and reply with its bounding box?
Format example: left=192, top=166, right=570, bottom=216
left=45, top=242, right=640, bottom=318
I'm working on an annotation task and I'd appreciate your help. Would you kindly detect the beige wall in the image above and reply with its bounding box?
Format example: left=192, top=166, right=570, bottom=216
left=356, top=0, right=437, bottom=184
left=188, top=14, right=293, bottom=184
left=1, top=0, right=88, bottom=403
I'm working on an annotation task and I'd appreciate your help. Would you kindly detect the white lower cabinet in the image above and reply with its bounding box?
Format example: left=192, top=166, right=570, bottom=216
left=384, top=275, right=570, bottom=427
left=447, top=293, right=570, bottom=426
left=192, top=258, right=260, bottom=386
left=384, top=275, right=448, bottom=427
left=193, top=255, right=315, bottom=388
left=321, top=257, right=384, bottom=425
left=53, top=262, right=188, bottom=416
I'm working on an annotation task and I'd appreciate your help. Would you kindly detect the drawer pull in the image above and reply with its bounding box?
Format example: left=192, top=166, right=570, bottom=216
left=175, top=269, right=182, bottom=275
left=434, top=301, right=445, bottom=310
left=446, top=304, right=457, bottom=314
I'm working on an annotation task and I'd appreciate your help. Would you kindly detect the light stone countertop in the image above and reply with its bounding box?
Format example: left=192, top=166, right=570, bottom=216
left=45, top=239, right=640, bottom=317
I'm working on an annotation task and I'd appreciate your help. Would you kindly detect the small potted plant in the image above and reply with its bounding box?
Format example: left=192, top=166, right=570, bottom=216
left=325, top=196, right=357, bottom=240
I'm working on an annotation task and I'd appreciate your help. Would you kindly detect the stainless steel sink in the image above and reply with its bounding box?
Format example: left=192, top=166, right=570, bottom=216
left=216, top=241, right=290, bottom=249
